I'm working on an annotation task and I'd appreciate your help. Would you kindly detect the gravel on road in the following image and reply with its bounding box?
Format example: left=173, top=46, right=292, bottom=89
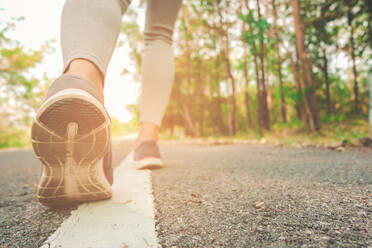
left=1, top=141, right=371, bottom=248
left=153, top=143, right=372, bottom=247
left=0, top=140, right=132, bottom=248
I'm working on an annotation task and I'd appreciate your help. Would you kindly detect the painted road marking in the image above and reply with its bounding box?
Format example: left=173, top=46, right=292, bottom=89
left=41, top=152, right=159, bottom=248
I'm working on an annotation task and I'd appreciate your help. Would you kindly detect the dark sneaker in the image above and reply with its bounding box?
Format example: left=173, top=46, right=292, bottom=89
left=133, top=140, right=164, bottom=170
left=31, top=74, right=113, bottom=207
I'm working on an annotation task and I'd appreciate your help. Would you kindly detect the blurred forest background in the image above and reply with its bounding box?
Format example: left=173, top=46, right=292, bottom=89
left=1, top=0, right=372, bottom=148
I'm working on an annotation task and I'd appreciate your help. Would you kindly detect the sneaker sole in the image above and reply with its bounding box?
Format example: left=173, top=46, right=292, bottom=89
left=31, top=89, right=112, bottom=207
left=134, top=157, right=164, bottom=170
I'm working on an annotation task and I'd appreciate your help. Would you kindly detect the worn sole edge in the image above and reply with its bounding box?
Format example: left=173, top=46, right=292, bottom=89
left=36, top=88, right=109, bottom=121
left=33, top=89, right=112, bottom=207
left=134, top=157, right=164, bottom=170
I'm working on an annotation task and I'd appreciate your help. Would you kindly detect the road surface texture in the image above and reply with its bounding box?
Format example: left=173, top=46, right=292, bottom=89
left=0, top=139, right=132, bottom=248
left=1, top=139, right=371, bottom=247
left=154, top=143, right=371, bottom=247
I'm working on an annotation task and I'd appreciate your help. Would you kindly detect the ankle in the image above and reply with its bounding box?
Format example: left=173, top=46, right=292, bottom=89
left=135, top=122, right=159, bottom=147
left=65, top=59, right=104, bottom=96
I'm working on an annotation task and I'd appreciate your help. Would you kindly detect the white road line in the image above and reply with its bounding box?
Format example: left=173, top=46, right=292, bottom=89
left=41, top=153, right=159, bottom=248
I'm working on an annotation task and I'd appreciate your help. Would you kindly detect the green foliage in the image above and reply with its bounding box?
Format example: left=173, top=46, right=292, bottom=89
left=0, top=128, right=30, bottom=148
left=3, top=0, right=371, bottom=149
left=240, top=11, right=271, bottom=52
left=152, top=0, right=371, bottom=140
left=0, top=13, right=48, bottom=148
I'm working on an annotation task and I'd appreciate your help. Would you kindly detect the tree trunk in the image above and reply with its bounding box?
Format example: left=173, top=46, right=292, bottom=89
left=256, top=0, right=270, bottom=130
left=225, top=74, right=233, bottom=135
left=184, top=22, right=195, bottom=137
left=289, top=52, right=311, bottom=127
left=196, top=57, right=204, bottom=136
left=369, top=73, right=372, bottom=138
left=214, top=55, right=227, bottom=135
left=181, top=104, right=195, bottom=137
left=348, top=5, right=359, bottom=114
left=243, top=0, right=263, bottom=133
left=253, top=52, right=263, bottom=133
left=322, top=47, right=332, bottom=115
left=242, top=26, right=253, bottom=128
left=368, top=8, right=372, bottom=49
left=226, top=51, right=237, bottom=136
left=290, top=0, right=321, bottom=130
left=272, top=0, right=287, bottom=123
left=218, top=5, right=237, bottom=135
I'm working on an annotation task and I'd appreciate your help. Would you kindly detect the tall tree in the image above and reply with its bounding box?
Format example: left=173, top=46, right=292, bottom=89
left=271, top=0, right=287, bottom=123
left=241, top=0, right=270, bottom=132
left=147, top=0, right=371, bottom=137
left=242, top=39, right=253, bottom=128
left=322, top=46, right=332, bottom=115
left=255, top=0, right=270, bottom=130
left=347, top=1, right=359, bottom=113
left=217, top=0, right=237, bottom=135
left=239, top=1, right=253, bottom=128
left=213, top=53, right=228, bottom=134
left=182, top=8, right=196, bottom=137
left=290, top=0, right=321, bottom=130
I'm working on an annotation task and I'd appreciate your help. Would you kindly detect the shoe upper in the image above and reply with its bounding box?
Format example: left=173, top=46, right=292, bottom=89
left=133, top=140, right=161, bottom=161
left=40, top=74, right=113, bottom=185
left=44, top=74, right=104, bottom=103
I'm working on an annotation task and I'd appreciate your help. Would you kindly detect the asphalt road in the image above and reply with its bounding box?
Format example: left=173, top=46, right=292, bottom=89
left=0, top=140, right=371, bottom=247
left=0, top=140, right=132, bottom=248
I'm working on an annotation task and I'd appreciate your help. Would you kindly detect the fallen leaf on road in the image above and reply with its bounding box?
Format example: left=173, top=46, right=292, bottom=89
left=191, top=193, right=199, bottom=198
left=122, top=200, right=132, bottom=204
left=254, top=202, right=265, bottom=209
left=188, top=199, right=202, bottom=204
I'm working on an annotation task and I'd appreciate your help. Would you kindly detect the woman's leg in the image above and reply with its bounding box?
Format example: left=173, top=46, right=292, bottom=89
left=61, top=0, right=130, bottom=94
left=136, top=0, right=182, bottom=144
left=32, top=0, right=131, bottom=206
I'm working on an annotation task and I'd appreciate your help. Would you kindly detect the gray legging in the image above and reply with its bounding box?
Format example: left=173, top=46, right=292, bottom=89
left=61, top=0, right=182, bottom=127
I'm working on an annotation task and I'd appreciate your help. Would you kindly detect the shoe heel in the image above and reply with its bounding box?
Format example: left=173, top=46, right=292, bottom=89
left=31, top=96, right=112, bottom=207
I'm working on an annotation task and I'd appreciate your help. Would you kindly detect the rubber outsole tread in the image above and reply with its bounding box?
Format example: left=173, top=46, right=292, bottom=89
left=32, top=95, right=112, bottom=207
